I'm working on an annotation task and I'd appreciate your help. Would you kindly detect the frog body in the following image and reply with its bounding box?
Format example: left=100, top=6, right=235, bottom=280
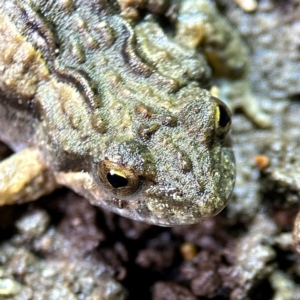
left=0, top=0, right=250, bottom=226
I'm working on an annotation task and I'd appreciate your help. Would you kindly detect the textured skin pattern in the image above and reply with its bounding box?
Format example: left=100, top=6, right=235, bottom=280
left=0, top=0, right=235, bottom=226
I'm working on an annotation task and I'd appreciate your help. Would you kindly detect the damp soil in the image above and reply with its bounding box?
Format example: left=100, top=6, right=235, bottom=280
left=1, top=0, right=300, bottom=299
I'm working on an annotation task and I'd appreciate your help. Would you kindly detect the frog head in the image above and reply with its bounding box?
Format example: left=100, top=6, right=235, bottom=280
left=88, top=91, right=235, bottom=226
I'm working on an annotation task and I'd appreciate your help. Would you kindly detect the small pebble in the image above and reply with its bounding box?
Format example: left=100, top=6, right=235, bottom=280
left=16, top=209, right=50, bottom=238
left=0, top=278, right=21, bottom=296
left=234, top=0, right=257, bottom=12
left=180, top=242, right=197, bottom=260
left=254, top=154, right=270, bottom=171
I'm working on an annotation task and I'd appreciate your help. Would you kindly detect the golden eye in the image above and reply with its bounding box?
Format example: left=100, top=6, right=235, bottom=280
left=213, top=97, right=231, bottom=138
left=97, top=160, right=140, bottom=196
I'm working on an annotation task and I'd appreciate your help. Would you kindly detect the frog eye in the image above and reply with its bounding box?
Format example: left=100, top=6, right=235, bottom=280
left=213, top=97, right=231, bottom=138
left=97, top=160, right=140, bottom=196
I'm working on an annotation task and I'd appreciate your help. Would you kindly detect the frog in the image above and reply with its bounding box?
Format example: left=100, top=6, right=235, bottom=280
left=0, top=0, right=266, bottom=226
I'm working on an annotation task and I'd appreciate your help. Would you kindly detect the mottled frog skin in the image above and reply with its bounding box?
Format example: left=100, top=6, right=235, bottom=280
left=0, top=0, right=237, bottom=226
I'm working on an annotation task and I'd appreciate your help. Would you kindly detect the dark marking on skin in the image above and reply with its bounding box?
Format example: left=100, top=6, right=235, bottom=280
left=53, top=63, right=101, bottom=110
left=9, top=2, right=100, bottom=111
left=121, top=25, right=153, bottom=78
left=17, top=2, right=58, bottom=60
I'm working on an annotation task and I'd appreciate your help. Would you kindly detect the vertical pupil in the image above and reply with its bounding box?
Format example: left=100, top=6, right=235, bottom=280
left=107, top=172, right=128, bottom=188
left=218, top=104, right=230, bottom=127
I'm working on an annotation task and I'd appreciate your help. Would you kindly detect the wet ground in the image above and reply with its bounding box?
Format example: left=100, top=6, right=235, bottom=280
left=1, top=0, right=300, bottom=299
